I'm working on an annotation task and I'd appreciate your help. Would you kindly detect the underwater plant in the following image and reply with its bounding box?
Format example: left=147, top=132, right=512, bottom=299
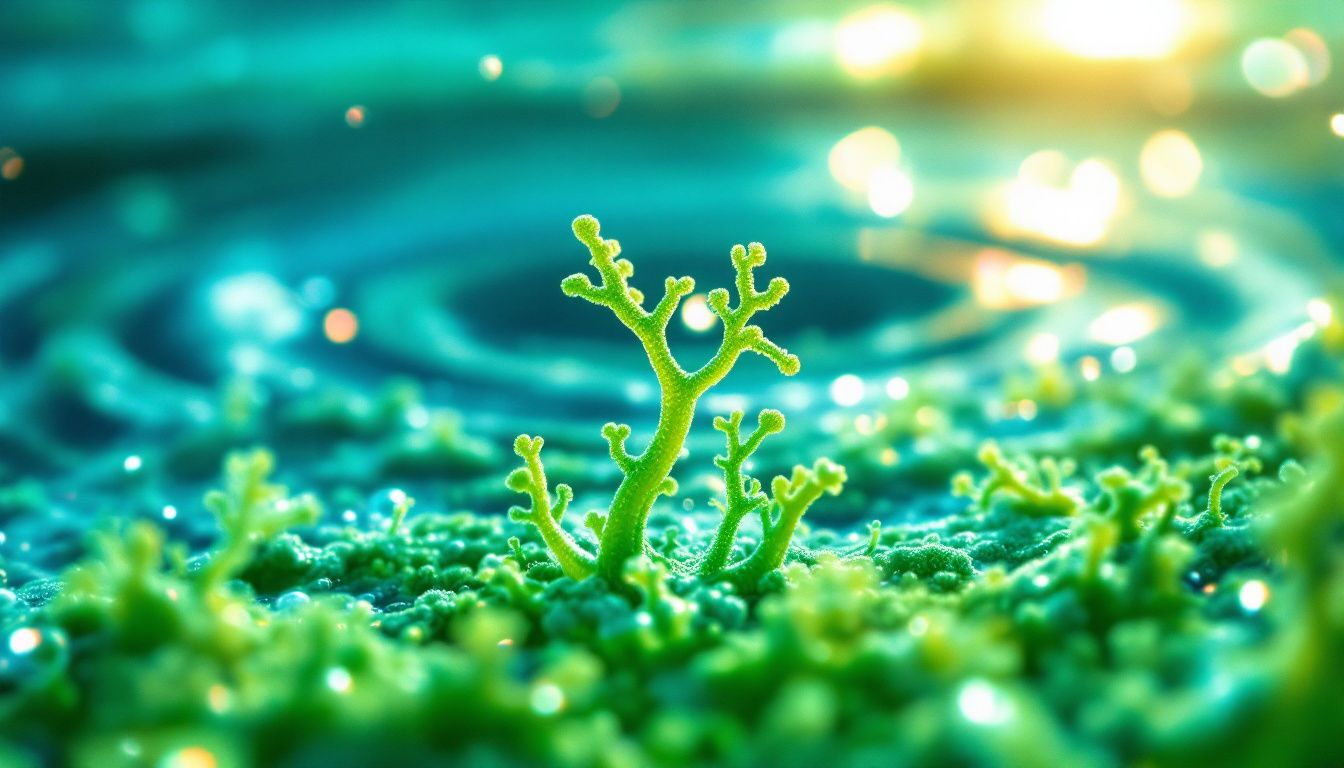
left=507, top=215, right=845, bottom=585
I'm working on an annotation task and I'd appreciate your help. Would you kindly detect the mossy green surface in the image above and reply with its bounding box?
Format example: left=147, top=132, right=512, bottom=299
left=2, top=224, right=1344, bottom=767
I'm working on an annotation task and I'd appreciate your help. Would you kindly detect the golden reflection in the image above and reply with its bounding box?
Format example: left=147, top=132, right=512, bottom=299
left=836, top=5, right=924, bottom=78
left=868, top=166, right=915, bottom=217
left=323, top=308, right=359, bottom=344
left=680, top=293, right=716, bottom=332
left=1197, top=230, right=1238, bottom=268
left=972, top=248, right=1086, bottom=309
left=995, top=152, right=1121, bottom=247
left=829, top=127, right=900, bottom=192
left=1040, top=0, right=1185, bottom=60
left=1140, top=130, right=1202, bottom=198
left=479, top=54, right=503, bottom=81
left=1025, top=332, right=1060, bottom=365
left=1089, top=303, right=1161, bottom=346
left=1283, top=28, right=1330, bottom=85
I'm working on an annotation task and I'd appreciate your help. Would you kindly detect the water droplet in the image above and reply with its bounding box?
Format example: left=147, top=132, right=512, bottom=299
left=274, top=591, right=311, bottom=611
left=530, top=683, right=565, bottom=715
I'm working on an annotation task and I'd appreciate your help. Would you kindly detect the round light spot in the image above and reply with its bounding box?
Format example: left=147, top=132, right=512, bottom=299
left=830, top=374, right=866, bottom=407
left=958, top=679, right=1014, bottom=725
left=9, top=627, right=41, bottom=655
left=1238, top=580, right=1269, bottom=612
left=0, top=148, right=23, bottom=181
left=1241, top=38, right=1309, bottom=98
left=1197, top=230, right=1238, bottom=268
left=829, top=127, right=900, bottom=193
left=885, top=376, right=910, bottom=400
left=530, top=683, right=565, bottom=715
left=1284, top=28, right=1330, bottom=85
left=1331, top=113, right=1344, bottom=138
left=1025, top=333, right=1060, bottom=365
left=326, top=666, right=353, bottom=693
left=344, top=105, right=365, bottom=128
left=1140, top=130, right=1202, bottom=198
left=162, top=505, right=177, bottom=520
left=836, top=5, right=924, bottom=78
left=680, top=294, right=716, bottom=332
left=868, top=166, right=914, bottom=217
left=324, top=308, right=359, bottom=344
left=162, top=746, right=218, bottom=768
left=1090, top=303, right=1160, bottom=346
left=908, top=615, right=929, bottom=636
left=1080, top=356, right=1101, bottom=381
left=1307, top=298, right=1333, bottom=328
left=123, top=455, right=143, bottom=472
left=479, top=54, right=503, bottom=81
left=1041, top=0, right=1184, bottom=60
left=1110, top=346, right=1137, bottom=373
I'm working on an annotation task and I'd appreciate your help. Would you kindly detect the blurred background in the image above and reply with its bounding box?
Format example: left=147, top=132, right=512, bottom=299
left=1, top=1, right=1342, bottom=570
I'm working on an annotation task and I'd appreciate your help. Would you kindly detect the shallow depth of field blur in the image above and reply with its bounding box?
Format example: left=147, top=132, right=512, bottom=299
left=3, top=1, right=1341, bottom=470
left=2, top=1, right=1344, bottom=765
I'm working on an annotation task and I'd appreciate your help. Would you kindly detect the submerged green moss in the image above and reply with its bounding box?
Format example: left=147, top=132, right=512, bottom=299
left=2, top=243, right=1343, bottom=768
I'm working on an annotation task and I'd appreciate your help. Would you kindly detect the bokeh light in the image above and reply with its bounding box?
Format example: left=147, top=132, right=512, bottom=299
left=1242, top=38, right=1310, bottom=97
left=1140, top=130, right=1203, bottom=198
left=836, top=5, right=923, bottom=78
left=829, top=127, right=900, bottom=192
left=1040, top=0, right=1185, bottom=60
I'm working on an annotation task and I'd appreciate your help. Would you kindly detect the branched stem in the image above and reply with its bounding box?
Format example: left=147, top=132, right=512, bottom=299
left=699, top=409, right=783, bottom=576
left=510, top=216, right=839, bottom=584
left=505, top=436, right=596, bottom=579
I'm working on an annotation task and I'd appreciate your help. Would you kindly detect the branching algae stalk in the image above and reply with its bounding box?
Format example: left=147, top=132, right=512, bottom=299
left=507, top=215, right=845, bottom=585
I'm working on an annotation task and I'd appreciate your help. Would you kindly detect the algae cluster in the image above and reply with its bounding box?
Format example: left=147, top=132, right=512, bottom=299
left=2, top=223, right=1343, bottom=768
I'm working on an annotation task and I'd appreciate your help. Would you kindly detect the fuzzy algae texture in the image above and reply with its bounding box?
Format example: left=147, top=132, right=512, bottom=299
left=1, top=219, right=1344, bottom=767
left=508, top=216, right=844, bottom=589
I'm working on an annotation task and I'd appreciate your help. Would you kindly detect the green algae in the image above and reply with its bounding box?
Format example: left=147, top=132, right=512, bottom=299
left=2, top=248, right=1344, bottom=768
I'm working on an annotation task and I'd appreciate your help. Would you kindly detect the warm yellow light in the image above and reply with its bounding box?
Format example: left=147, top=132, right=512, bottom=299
left=163, top=747, right=218, bottom=768
left=885, top=376, right=910, bottom=400
left=1197, top=230, right=1238, bottom=268
left=1025, top=333, right=1060, bottom=365
left=1079, top=356, right=1102, bottom=381
left=1090, top=303, right=1160, bottom=346
left=0, top=147, right=22, bottom=181
left=829, top=127, right=900, bottom=192
left=1307, top=298, right=1333, bottom=328
left=868, top=167, right=914, bottom=217
left=1140, top=130, right=1202, bottom=198
left=1331, top=113, right=1344, bottom=138
left=1284, top=28, right=1330, bottom=86
left=324, top=308, right=359, bottom=344
left=1238, top=580, right=1269, bottom=612
left=479, top=54, right=503, bottom=81
left=1001, top=154, right=1121, bottom=247
left=1005, top=262, right=1065, bottom=304
left=972, top=249, right=1084, bottom=309
left=680, top=294, right=716, bottom=332
left=836, top=5, right=924, bottom=78
left=1041, top=0, right=1185, bottom=60
left=1242, top=38, right=1309, bottom=98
